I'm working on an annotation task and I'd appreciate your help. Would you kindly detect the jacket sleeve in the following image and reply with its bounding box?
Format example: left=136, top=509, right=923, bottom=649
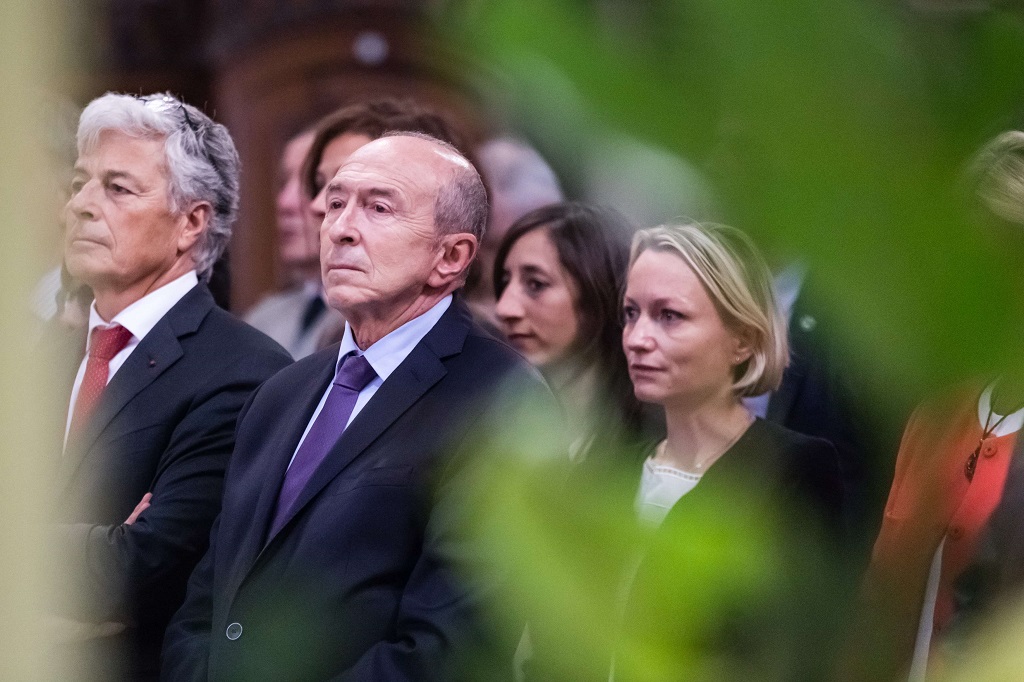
left=839, top=394, right=973, bottom=682
left=159, top=512, right=220, bottom=682
left=52, top=350, right=287, bottom=625
left=159, top=374, right=271, bottom=681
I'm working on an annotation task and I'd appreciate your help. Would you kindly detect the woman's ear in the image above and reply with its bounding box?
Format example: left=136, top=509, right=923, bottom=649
left=428, top=233, right=478, bottom=289
left=732, top=328, right=756, bottom=366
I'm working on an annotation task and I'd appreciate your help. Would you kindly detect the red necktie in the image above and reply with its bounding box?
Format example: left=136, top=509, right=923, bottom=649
left=70, top=324, right=134, bottom=437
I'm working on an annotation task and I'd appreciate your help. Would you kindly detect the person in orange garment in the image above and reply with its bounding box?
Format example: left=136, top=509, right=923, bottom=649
left=848, top=131, right=1024, bottom=682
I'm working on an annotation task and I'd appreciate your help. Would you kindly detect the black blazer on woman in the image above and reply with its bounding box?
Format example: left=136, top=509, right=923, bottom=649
left=617, top=418, right=844, bottom=682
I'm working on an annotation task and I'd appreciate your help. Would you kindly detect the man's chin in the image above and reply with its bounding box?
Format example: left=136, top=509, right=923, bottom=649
left=323, top=288, right=366, bottom=316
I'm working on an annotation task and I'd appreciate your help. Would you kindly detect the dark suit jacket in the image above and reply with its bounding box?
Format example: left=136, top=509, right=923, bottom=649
left=53, top=284, right=291, bottom=680
left=618, top=419, right=844, bottom=682
left=766, top=286, right=899, bottom=552
left=163, top=298, right=556, bottom=682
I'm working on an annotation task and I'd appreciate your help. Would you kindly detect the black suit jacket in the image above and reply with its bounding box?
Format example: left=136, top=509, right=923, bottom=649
left=766, top=286, right=898, bottom=551
left=53, top=284, right=291, bottom=680
left=163, top=299, right=556, bottom=682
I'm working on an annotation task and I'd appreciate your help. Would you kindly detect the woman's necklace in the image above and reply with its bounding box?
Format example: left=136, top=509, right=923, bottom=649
left=658, top=412, right=754, bottom=475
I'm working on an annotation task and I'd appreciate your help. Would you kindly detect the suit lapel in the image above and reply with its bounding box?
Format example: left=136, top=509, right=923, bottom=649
left=57, top=286, right=213, bottom=493
left=262, top=343, right=448, bottom=547
left=258, top=299, right=472, bottom=549
left=250, top=358, right=336, bottom=548
left=221, top=354, right=337, bottom=601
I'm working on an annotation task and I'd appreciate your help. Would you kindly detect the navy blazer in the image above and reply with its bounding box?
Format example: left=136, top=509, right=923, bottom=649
left=53, top=284, right=292, bottom=680
left=163, top=299, right=555, bottom=682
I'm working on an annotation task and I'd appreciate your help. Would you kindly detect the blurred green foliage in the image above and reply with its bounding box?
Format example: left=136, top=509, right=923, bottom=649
left=437, top=1, right=1024, bottom=679
left=459, top=404, right=846, bottom=680
left=448, top=0, right=1024, bottom=408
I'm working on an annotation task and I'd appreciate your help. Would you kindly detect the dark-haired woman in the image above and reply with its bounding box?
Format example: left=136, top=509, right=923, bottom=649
left=494, top=201, right=651, bottom=464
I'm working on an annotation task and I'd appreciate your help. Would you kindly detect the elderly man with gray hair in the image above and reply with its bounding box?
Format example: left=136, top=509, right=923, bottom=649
left=53, top=92, right=291, bottom=680
left=163, top=131, right=561, bottom=681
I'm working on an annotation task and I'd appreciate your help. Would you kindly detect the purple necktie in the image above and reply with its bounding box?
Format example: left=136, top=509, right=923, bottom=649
left=268, top=352, right=377, bottom=539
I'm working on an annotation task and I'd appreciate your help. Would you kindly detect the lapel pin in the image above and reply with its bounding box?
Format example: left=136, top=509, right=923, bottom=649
left=799, top=315, right=817, bottom=332
left=149, top=359, right=157, bottom=367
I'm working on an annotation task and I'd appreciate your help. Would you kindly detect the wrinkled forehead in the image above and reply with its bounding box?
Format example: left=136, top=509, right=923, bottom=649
left=332, top=138, right=459, bottom=196
left=75, top=129, right=169, bottom=176
left=344, top=136, right=463, bottom=178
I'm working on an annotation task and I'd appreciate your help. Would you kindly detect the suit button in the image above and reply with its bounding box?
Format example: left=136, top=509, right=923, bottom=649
left=982, top=442, right=997, bottom=458
left=949, top=526, right=964, bottom=540
left=226, top=623, right=243, bottom=640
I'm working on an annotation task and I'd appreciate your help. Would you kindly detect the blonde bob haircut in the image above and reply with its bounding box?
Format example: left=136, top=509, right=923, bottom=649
left=629, top=222, right=789, bottom=397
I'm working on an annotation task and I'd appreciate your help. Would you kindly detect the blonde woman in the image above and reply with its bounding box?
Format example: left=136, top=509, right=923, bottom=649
left=623, top=223, right=843, bottom=528
left=614, top=223, right=843, bottom=679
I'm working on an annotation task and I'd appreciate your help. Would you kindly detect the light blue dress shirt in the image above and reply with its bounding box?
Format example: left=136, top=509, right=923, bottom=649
left=288, top=295, right=453, bottom=468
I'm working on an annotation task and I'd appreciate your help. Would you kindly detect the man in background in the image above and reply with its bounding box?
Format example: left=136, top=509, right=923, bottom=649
left=243, top=128, right=341, bottom=358
left=466, top=137, right=563, bottom=329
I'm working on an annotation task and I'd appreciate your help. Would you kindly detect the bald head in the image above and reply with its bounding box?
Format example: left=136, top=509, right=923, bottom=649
left=330, top=133, right=488, bottom=242
left=320, top=133, right=488, bottom=345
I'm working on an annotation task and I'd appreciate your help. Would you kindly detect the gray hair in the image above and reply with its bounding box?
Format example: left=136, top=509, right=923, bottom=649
left=76, top=92, right=241, bottom=281
left=381, top=130, right=489, bottom=242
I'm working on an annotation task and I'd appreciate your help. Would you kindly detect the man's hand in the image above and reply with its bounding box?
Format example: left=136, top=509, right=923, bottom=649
left=125, top=493, right=152, bottom=525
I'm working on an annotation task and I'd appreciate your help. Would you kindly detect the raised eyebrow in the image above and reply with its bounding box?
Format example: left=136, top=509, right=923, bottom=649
left=651, top=297, right=688, bottom=310
left=104, top=170, right=137, bottom=183
left=363, top=187, right=399, bottom=201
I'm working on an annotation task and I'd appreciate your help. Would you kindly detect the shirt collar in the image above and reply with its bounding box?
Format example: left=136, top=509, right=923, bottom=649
left=774, top=262, right=806, bottom=323
left=337, top=295, right=453, bottom=382
left=978, top=382, right=1024, bottom=438
left=87, top=271, right=199, bottom=347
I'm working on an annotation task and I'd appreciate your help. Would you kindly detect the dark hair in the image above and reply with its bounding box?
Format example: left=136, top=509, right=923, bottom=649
left=494, top=201, right=643, bottom=440
left=301, top=99, right=467, bottom=201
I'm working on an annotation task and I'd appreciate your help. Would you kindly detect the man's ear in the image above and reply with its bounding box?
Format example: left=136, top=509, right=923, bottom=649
left=428, top=233, right=478, bottom=289
left=177, top=202, right=212, bottom=254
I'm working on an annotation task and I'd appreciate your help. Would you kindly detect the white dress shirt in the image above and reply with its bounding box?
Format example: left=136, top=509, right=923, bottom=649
left=288, top=295, right=453, bottom=468
left=64, top=271, right=199, bottom=444
left=634, top=459, right=702, bottom=527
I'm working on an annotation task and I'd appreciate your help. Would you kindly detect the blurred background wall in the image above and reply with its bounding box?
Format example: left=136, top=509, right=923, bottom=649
left=69, top=0, right=489, bottom=312
left=0, top=1, right=67, bottom=679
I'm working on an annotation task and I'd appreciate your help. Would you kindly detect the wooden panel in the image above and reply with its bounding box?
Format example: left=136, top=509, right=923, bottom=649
left=211, top=14, right=486, bottom=312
